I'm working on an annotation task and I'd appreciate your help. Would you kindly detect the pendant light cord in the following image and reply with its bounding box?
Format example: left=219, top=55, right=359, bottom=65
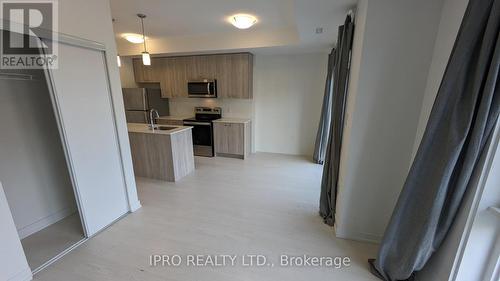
left=140, top=17, right=147, bottom=52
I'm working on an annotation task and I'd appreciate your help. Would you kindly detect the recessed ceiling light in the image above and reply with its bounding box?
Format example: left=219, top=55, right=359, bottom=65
left=229, top=14, right=257, bottom=29
left=122, top=33, right=145, bottom=44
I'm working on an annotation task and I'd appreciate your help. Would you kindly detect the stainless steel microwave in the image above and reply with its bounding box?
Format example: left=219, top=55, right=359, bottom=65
left=187, top=79, right=217, bottom=98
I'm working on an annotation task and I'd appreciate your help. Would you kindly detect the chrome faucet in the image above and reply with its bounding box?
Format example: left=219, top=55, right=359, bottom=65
left=149, top=108, right=159, bottom=130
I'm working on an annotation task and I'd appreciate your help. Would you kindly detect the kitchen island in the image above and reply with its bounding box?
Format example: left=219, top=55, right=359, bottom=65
left=128, top=123, right=195, bottom=182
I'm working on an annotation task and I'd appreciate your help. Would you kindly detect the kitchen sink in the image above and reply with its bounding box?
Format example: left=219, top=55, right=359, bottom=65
left=148, top=125, right=178, bottom=131
left=156, top=126, right=177, bottom=131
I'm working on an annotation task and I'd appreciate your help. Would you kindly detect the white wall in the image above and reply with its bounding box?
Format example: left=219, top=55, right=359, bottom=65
left=254, top=53, right=327, bottom=156
left=335, top=0, right=445, bottom=242
left=58, top=0, right=141, bottom=212
left=0, top=182, right=31, bottom=281
left=0, top=69, right=77, bottom=239
left=411, top=0, right=468, bottom=158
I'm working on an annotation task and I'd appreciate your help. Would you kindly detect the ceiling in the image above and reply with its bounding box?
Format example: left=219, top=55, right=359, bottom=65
left=110, top=0, right=357, bottom=56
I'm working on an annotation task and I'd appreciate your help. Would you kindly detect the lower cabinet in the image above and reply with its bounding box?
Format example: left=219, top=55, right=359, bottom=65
left=213, top=121, right=251, bottom=159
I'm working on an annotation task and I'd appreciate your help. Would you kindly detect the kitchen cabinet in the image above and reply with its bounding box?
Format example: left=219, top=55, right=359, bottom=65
left=128, top=124, right=194, bottom=182
left=133, top=58, right=161, bottom=83
left=187, top=55, right=217, bottom=81
left=213, top=120, right=251, bottom=159
left=160, top=57, right=189, bottom=98
left=133, top=53, right=253, bottom=99
left=215, top=53, right=253, bottom=99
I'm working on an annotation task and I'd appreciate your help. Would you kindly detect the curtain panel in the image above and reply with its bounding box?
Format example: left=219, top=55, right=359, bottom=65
left=313, top=48, right=336, bottom=164
left=371, top=0, right=500, bottom=279
left=319, top=15, right=355, bottom=225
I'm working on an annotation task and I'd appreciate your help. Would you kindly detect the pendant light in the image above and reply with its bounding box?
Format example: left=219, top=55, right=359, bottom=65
left=137, top=13, right=151, bottom=66
left=112, top=18, right=122, bottom=67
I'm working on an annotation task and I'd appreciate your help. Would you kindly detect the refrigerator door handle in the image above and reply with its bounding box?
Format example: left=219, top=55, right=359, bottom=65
left=142, top=91, right=148, bottom=110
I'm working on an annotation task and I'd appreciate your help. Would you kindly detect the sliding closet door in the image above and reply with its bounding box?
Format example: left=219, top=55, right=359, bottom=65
left=45, top=42, right=128, bottom=236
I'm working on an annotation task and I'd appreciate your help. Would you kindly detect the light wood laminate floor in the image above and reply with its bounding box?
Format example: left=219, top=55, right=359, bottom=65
left=34, top=153, right=379, bottom=281
left=22, top=213, right=84, bottom=270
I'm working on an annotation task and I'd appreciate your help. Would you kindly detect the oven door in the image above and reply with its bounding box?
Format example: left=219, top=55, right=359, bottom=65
left=187, top=80, right=217, bottom=98
left=183, top=121, right=214, bottom=157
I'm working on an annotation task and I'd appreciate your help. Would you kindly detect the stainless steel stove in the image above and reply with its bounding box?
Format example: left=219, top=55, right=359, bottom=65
left=183, top=107, right=221, bottom=157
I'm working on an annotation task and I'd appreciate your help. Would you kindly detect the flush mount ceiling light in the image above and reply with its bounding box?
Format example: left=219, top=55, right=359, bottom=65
left=122, top=33, right=145, bottom=44
left=137, top=13, right=151, bottom=66
left=229, top=14, right=257, bottom=29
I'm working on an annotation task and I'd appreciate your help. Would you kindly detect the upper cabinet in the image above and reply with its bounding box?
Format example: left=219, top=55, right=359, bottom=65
left=133, top=53, right=253, bottom=99
left=132, top=58, right=161, bottom=83
left=161, top=57, right=189, bottom=98
left=216, top=53, right=253, bottom=99
left=187, top=55, right=217, bottom=81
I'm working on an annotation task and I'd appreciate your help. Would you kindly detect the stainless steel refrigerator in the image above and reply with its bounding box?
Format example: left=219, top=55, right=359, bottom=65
left=122, top=88, right=169, bottom=123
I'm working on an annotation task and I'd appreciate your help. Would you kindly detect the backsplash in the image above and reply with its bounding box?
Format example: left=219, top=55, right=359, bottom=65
left=168, top=98, right=254, bottom=119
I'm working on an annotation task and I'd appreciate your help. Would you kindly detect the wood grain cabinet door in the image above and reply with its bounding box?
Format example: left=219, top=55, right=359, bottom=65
left=133, top=58, right=157, bottom=83
left=214, top=123, right=244, bottom=155
left=215, top=54, right=231, bottom=98
left=214, top=122, right=228, bottom=154
left=143, top=64, right=155, bottom=82
left=150, top=58, right=164, bottom=82
left=132, top=58, right=145, bottom=82
left=159, top=57, right=188, bottom=98
left=188, top=55, right=217, bottom=80
left=226, top=123, right=244, bottom=155
left=215, top=53, right=253, bottom=99
left=172, top=57, right=189, bottom=98
left=230, top=54, right=251, bottom=99
left=159, top=58, right=175, bottom=98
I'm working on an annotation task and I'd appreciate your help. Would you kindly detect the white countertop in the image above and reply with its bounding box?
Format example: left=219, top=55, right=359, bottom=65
left=213, top=118, right=251, bottom=124
left=156, top=115, right=193, bottom=121
left=128, top=123, right=193, bottom=135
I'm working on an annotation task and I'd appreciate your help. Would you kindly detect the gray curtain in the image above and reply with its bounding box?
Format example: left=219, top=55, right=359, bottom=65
left=313, top=48, right=336, bottom=164
left=319, top=15, right=355, bottom=225
left=370, top=0, right=500, bottom=280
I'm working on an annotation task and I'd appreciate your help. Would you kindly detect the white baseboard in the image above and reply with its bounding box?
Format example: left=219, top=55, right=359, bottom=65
left=129, top=200, right=142, bottom=212
left=7, top=268, right=32, bottom=281
left=336, top=229, right=382, bottom=244
left=17, top=206, right=77, bottom=239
